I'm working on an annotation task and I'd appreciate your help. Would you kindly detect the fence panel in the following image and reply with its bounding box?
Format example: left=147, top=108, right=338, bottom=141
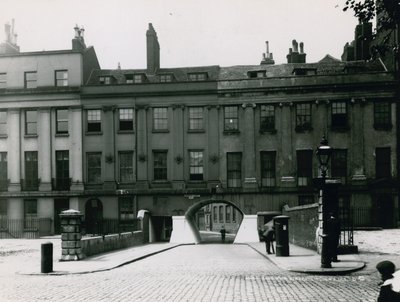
left=0, top=218, right=52, bottom=239
left=82, top=218, right=141, bottom=236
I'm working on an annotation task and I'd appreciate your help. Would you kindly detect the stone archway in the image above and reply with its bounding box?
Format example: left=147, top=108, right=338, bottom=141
left=169, top=198, right=259, bottom=244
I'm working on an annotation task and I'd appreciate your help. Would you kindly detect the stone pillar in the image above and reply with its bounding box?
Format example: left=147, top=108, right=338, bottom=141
left=136, top=107, right=149, bottom=189
left=172, top=106, right=185, bottom=190
left=102, top=107, right=116, bottom=190
left=242, top=104, right=257, bottom=189
left=351, top=101, right=366, bottom=181
left=207, top=106, right=220, bottom=187
left=279, top=104, right=295, bottom=185
left=8, top=109, right=21, bottom=191
left=60, top=209, right=84, bottom=261
left=38, top=109, right=52, bottom=191
left=70, top=108, right=84, bottom=191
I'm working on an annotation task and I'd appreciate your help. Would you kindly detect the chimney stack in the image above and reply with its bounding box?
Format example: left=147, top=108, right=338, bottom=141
left=147, top=23, right=160, bottom=74
left=260, top=41, right=275, bottom=65
left=286, top=39, right=306, bottom=63
left=0, top=19, right=20, bottom=54
left=72, top=25, right=86, bottom=51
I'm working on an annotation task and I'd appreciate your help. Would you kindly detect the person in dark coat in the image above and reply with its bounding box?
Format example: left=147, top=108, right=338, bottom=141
left=376, top=260, right=400, bottom=302
left=220, top=226, right=226, bottom=243
left=326, top=213, right=341, bottom=262
left=262, top=225, right=275, bottom=254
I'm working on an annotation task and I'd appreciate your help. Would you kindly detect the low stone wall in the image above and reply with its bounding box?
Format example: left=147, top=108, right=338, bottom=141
left=81, top=231, right=144, bottom=257
left=282, top=203, right=319, bottom=251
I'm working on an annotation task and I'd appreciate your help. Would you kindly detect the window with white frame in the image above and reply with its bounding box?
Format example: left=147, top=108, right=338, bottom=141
left=56, top=109, right=68, bottom=134
left=0, top=73, right=6, bottom=89
left=189, top=151, right=203, bottom=181
left=87, top=109, right=101, bottom=132
left=24, top=72, right=37, bottom=89
left=119, top=151, right=134, bottom=183
left=153, top=108, right=168, bottom=131
left=119, top=108, right=134, bottom=131
left=188, top=107, right=204, bottom=130
left=55, top=70, right=68, bottom=87
left=261, top=151, right=276, bottom=187
left=227, top=152, right=242, bottom=187
left=0, top=111, right=6, bottom=135
left=25, top=110, right=37, bottom=135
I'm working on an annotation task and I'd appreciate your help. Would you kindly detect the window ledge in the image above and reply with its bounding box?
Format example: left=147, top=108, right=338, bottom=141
left=374, top=124, right=392, bottom=131
left=117, top=130, right=135, bottom=134
left=259, top=129, right=277, bottom=134
left=295, top=125, right=313, bottom=133
left=24, top=134, right=38, bottom=138
left=85, top=131, right=103, bottom=136
left=0, top=134, right=7, bottom=139
left=331, top=126, right=350, bottom=132
left=55, top=133, right=69, bottom=137
left=223, top=130, right=240, bottom=135
left=152, top=129, right=169, bottom=133
left=187, top=129, right=205, bottom=133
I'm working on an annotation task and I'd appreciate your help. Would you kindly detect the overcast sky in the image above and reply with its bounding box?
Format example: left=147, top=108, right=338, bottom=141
left=1, top=0, right=360, bottom=69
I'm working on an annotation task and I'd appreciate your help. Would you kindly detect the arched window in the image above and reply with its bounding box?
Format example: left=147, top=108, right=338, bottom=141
left=219, top=206, right=224, bottom=223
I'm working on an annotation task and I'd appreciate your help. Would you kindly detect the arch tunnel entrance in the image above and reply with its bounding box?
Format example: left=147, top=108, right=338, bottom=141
left=169, top=199, right=260, bottom=244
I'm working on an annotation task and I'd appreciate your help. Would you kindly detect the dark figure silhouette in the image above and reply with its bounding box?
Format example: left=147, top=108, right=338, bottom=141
left=263, top=226, right=275, bottom=254
left=326, top=213, right=340, bottom=262
left=376, top=261, right=400, bottom=302
left=220, top=226, right=226, bottom=243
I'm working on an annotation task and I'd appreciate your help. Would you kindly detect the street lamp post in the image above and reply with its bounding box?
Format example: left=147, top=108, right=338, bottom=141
left=316, top=136, right=333, bottom=268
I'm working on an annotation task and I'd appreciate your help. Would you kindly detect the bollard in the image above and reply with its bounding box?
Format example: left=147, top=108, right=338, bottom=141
left=41, top=242, right=53, bottom=273
left=273, top=215, right=290, bottom=257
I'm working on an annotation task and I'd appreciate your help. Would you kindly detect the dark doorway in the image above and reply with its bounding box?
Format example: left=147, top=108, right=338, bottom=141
left=152, top=216, right=172, bottom=241
left=377, top=194, right=394, bottom=228
left=85, top=199, right=103, bottom=235
left=54, top=198, right=69, bottom=234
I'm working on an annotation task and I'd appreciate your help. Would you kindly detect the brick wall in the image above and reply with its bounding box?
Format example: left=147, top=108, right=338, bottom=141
left=81, top=231, right=144, bottom=257
left=282, top=203, right=319, bottom=251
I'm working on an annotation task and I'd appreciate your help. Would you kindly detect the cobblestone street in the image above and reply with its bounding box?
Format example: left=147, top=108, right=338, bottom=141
left=0, top=244, right=380, bottom=302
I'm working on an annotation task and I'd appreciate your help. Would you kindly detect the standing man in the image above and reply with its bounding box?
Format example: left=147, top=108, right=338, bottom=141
left=263, top=225, right=275, bottom=254
left=220, top=226, right=226, bottom=243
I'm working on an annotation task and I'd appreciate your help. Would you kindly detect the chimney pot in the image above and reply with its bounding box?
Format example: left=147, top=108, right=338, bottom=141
left=292, top=39, right=299, bottom=53
left=299, top=42, right=304, bottom=54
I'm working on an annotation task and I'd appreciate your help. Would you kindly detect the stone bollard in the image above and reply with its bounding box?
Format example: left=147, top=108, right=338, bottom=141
left=60, top=209, right=84, bottom=261
left=41, top=242, right=53, bottom=273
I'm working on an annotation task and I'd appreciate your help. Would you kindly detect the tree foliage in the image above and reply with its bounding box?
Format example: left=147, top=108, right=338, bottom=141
left=343, top=0, right=400, bottom=30
left=343, top=0, right=400, bottom=58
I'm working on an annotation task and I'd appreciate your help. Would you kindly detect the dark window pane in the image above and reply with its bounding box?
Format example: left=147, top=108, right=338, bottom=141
left=227, top=152, right=242, bottom=187
left=153, top=151, right=167, bottom=180
left=376, top=147, right=391, bottom=178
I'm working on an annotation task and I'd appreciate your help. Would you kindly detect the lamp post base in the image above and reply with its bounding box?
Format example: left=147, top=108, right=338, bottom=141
left=320, top=233, right=332, bottom=268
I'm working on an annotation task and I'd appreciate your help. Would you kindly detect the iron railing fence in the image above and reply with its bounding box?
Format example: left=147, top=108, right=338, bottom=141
left=351, top=207, right=374, bottom=227
left=0, top=218, right=52, bottom=239
left=338, top=207, right=354, bottom=246
left=82, top=218, right=141, bottom=236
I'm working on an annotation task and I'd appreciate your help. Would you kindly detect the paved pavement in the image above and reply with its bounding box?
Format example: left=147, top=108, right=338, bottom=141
left=0, top=244, right=380, bottom=302
left=249, top=242, right=365, bottom=275
left=1, top=229, right=399, bottom=276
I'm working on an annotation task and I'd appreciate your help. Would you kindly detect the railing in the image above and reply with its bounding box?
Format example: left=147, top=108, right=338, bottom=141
left=0, top=179, right=8, bottom=191
left=351, top=207, right=373, bottom=227
left=52, top=178, right=71, bottom=191
left=21, top=178, right=39, bottom=191
left=338, top=207, right=354, bottom=246
left=0, top=218, right=52, bottom=238
left=82, top=218, right=141, bottom=236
